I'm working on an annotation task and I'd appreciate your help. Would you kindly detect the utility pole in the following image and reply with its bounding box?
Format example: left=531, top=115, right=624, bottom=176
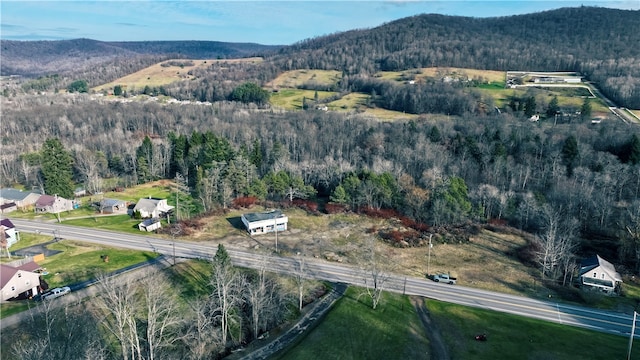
left=274, top=212, right=278, bottom=253
left=628, top=311, right=637, bottom=360
left=427, top=234, right=433, bottom=276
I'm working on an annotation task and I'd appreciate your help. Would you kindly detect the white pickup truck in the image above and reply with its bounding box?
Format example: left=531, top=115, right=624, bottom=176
left=41, top=286, right=71, bottom=300
left=429, top=273, right=457, bottom=285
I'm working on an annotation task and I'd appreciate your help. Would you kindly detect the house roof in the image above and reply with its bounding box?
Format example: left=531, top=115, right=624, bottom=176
left=140, top=218, right=160, bottom=226
left=0, top=219, right=15, bottom=229
left=0, top=188, right=38, bottom=201
left=133, top=198, right=173, bottom=213
left=0, top=264, right=18, bottom=288
left=580, top=255, right=622, bottom=282
left=36, top=194, right=56, bottom=206
left=0, top=202, right=17, bottom=210
left=243, top=210, right=285, bottom=223
left=101, top=198, right=126, bottom=207
left=16, top=261, right=41, bottom=272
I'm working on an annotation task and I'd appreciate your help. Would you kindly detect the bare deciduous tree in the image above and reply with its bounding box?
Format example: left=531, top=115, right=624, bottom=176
left=535, top=205, right=579, bottom=282
left=359, top=237, right=390, bottom=309
left=210, top=244, right=244, bottom=347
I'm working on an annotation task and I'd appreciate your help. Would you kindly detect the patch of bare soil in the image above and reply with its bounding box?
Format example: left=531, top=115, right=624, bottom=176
left=410, top=296, right=450, bottom=360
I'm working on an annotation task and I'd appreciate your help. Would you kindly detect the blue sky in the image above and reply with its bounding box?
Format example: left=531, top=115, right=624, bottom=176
left=1, top=1, right=638, bottom=45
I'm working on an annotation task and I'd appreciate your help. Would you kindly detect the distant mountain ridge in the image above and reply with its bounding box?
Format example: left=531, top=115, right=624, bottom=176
left=0, top=38, right=282, bottom=76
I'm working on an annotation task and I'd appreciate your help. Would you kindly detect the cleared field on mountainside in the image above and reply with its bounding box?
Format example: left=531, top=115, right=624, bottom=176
left=93, top=57, right=262, bottom=93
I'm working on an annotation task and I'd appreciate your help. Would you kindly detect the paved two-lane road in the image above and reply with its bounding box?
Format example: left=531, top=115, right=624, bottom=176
left=9, top=219, right=639, bottom=338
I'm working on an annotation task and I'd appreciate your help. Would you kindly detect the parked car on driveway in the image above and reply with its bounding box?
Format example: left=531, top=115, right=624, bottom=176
left=41, top=286, right=71, bottom=300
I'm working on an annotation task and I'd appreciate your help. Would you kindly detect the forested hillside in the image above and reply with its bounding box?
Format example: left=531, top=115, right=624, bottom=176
left=270, top=6, right=640, bottom=108
left=0, top=38, right=281, bottom=94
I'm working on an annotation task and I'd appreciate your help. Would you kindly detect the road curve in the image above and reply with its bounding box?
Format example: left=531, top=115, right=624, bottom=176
left=8, top=219, right=639, bottom=338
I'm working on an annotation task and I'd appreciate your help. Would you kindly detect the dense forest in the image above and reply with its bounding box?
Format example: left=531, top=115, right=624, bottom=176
left=1, top=6, right=640, bottom=280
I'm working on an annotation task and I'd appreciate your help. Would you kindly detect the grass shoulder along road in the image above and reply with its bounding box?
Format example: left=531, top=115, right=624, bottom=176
left=428, top=299, right=632, bottom=360
left=274, top=287, right=633, bottom=360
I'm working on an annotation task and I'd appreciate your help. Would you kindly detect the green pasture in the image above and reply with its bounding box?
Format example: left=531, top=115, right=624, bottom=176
left=428, top=299, right=632, bottom=360
left=327, top=92, right=369, bottom=110
left=275, top=287, right=430, bottom=360
left=269, top=89, right=336, bottom=110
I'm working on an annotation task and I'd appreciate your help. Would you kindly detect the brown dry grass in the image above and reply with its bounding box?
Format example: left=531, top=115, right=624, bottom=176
left=183, top=207, right=551, bottom=298
left=93, top=57, right=263, bottom=93
left=266, top=69, right=341, bottom=90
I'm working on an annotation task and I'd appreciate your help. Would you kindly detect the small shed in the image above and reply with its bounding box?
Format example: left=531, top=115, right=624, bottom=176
left=138, top=218, right=162, bottom=232
left=100, top=199, right=128, bottom=214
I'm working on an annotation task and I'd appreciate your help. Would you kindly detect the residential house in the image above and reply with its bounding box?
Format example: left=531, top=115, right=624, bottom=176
left=138, top=218, right=162, bottom=232
left=579, top=255, right=622, bottom=295
left=35, top=194, right=75, bottom=214
left=241, top=210, right=288, bottom=235
left=132, top=197, right=174, bottom=219
left=0, top=219, right=19, bottom=248
left=0, top=202, right=17, bottom=214
left=99, top=198, right=128, bottom=214
left=0, top=188, right=41, bottom=209
left=0, top=263, right=43, bottom=301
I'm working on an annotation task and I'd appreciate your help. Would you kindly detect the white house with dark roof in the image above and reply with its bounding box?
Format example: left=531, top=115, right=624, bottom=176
left=0, top=188, right=41, bottom=209
left=138, top=218, right=162, bottom=232
left=132, top=198, right=174, bottom=219
left=579, top=255, right=622, bottom=294
left=241, top=210, right=288, bottom=235
left=0, top=219, right=19, bottom=248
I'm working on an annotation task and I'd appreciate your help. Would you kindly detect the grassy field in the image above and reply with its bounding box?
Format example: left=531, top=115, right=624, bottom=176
left=269, top=89, right=337, bottom=109
left=428, top=299, right=632, bottom=360
left=274, top=289, right=633, bottom=360
left=274, top=287, right=431, bottom=360
left=61, top=214, right=151, bottom=234
left=38, top=241, right=158, bottom=287
left=93, top=57, right=262, bottom=93
left=266, top=69, right=341, bottom=90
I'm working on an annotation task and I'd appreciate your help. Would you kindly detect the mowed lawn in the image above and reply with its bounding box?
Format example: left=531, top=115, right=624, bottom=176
left=275, top=288, right=431, bottom=360
left=428, top=299, right=632, bottom=360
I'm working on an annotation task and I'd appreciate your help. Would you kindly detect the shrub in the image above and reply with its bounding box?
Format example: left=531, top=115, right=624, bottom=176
left=233, top=196, right=258, bottom=208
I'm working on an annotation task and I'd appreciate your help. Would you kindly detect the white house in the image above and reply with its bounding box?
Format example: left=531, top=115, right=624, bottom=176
left=241, top=210, right=288, bottom=235
left=0, top=219, right=19, bottom=248
left=0, top=263, right=42, bottom=301
left=132, top=198, right=174, bottom=219
left=579, top=255, right=622, bottom=294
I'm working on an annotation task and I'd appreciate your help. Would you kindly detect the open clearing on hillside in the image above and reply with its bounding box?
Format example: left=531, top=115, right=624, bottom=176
left=93, top=57, right=262, bottom=93
left=266, top=69, right=341, bottom=90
